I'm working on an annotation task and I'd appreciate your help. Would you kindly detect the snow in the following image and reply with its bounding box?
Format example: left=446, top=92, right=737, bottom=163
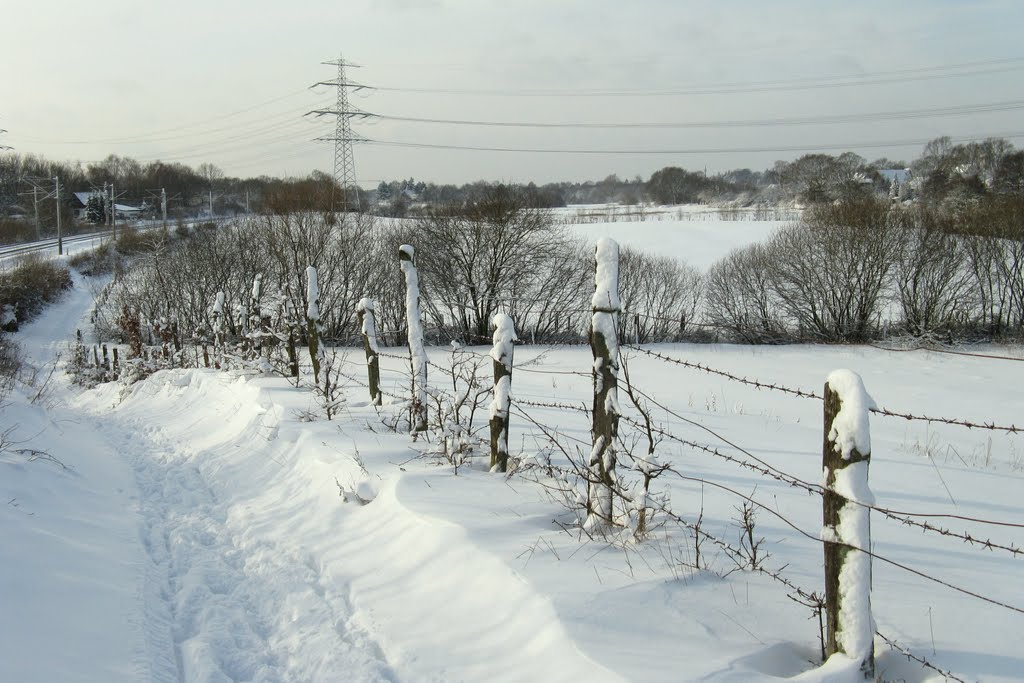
left=835, top=483, right=875, bottom=665
left=3, top=231, right=1024, bottom=682
left=591, top=237, right=621, bottom=311
left=826, top=369, right=876, bottom=462
left=565, top=214, right=785, bottom=272
left=357, top=297, right=381, bottom=354
left=399, top=244, right=427, bottom=426
left=305, top=266, right=320, bottom=322
left=488, top=313, right=516, bottom=426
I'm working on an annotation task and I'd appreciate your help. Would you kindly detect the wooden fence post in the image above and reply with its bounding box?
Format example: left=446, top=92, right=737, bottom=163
left=822, top=369, right=875, bottom=678
left=399, top=245, right=428, bottom=432
left=489, top=313, right=516, bottom=472
left=588, top=238, right=621, bottom=531
left=356, top=298, right=382, bottom=407
left=111, top=347, right=119, bottom=374
left=305, top=266, right=322, bottom=384
left=212, top=292, right=225, bottom=359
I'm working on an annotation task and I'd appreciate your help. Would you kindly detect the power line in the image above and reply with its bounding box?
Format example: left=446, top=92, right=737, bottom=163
left=371, top=58, right=1024, bottom=98
left=14, top=87, right=314, bottom=145
left=374, top=99, right=1024, bottom=130
left=364, top=130, right=1024, bottom=155
left=18, top=101, right=328, bottom=148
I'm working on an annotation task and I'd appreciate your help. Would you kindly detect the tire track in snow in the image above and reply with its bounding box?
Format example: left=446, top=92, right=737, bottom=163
left=112, top=414, right=397, bottom=683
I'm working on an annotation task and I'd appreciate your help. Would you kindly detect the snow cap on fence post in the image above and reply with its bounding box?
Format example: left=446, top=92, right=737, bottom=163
left=822, top=368, right=876, bottom=679
left=399, top=244, right=428, bottom=432
left=305, top=266, right=322, bottom=383
left=356, top=297, right=382, bottom=406
left=305, top=266, right=320, bottom=322
left=489, top=313, right=517, bottom=472
left=587, top=237, right=621, bottom=531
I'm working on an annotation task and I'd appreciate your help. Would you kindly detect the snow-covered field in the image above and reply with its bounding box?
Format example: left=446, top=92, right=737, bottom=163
left=2, top=215, right=1023, bottom=682
left=558, top=203, right=791, bottom=271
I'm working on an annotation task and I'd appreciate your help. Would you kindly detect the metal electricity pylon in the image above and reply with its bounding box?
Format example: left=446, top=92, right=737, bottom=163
left=308, top=55, right=373, bottom=212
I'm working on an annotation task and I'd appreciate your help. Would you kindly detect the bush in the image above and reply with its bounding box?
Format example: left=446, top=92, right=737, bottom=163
left=0, top=334, right=20, bottom=399
left=69, top=242, right=119, bottom=276
left=115, top=226, right=165, bottom=255
left=768, top=199, right=901, bottom=342
left=705, top=243, right=786, bottom=343
left=0, top=254, right=73, bottom=328
left=0, top=218, right=37, bottom=246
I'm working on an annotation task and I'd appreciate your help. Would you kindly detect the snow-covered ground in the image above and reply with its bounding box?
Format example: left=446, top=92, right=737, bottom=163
left=549, top=202, right=788, bottom=271
left=3, top=219, right=1023, bottom=682
left=3, top=296, right=1022, bottom=681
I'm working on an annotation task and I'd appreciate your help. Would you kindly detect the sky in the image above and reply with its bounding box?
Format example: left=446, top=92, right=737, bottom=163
left=2, top=0, right=1024, bottom=187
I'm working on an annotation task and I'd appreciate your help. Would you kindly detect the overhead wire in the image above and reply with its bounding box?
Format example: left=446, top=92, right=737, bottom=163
left=371, top=57, right=1024, bottom=97
left=362, top=131, right=1024, bottom=156
left=374, top=99, right=1024, bottom=130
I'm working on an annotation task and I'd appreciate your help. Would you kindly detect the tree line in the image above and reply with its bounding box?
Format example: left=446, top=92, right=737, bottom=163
left=91, top=184, right=1024, bottom=356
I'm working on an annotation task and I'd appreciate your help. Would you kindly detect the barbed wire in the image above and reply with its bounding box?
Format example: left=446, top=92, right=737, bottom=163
left=500, top=402, right=984, bottom=681
left=624, top=345, right=825, bottom=399
left=626, top=344, right=1023, bottom=434
left=620, top=380, right=1024, bottom=555
left=874, top=630, right=968, bottom=683
left=871, top=342, right=1024, bottom=363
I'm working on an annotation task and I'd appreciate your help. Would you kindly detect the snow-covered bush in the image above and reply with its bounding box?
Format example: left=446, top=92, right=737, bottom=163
left=0, top=254, right=73, bottom=329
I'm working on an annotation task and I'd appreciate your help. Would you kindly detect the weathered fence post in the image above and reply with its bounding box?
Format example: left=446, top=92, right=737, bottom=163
left=587, top=238, right=621, bottom=531
left=250, top=274, right=263, bottom=356
left=284, top=285, right=300, bottom=379
left=489, top=313, right=516, bottom=472
left=212, top=292, right=225, bottom=358
left=305, top=266, right=322, bottom=384
left=111, top=347, right=119, bottom=374
left=399, top=245, right=428, bottom=432
left=822, top=369, right=875, bottom=678
left=356, top=298, right=382, bottom=407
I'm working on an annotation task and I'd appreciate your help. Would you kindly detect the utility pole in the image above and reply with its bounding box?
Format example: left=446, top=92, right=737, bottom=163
left=309, top=54, right=373, bottom=213
left=20, top=176, right=53, bottom=241
left=161, top=188, right=167, bottom=229
left=32, top=187, right=40, bottom=240
left=54, top=177, right=63, bottom=256
left=110, top=182, right=117, bottom=239
left=245, top=189, right=250, bottom=214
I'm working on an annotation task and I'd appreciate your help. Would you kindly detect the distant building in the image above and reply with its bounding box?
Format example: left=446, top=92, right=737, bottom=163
left=71, top=191, right=144, bottom=221
left=878, top=169, right=912, bottom=185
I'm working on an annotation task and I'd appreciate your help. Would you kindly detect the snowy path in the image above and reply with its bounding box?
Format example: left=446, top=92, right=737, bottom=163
left=88, top=395, right=397, bottom=683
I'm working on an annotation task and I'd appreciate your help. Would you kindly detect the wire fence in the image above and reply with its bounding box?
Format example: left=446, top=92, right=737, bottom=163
left=347, top=328, right=1022, bottom=681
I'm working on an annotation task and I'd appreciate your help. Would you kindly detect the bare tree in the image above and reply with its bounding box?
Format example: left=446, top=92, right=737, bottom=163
left=414, top=185, right=568, bottom=343
left=705, top=243, right=786, bottom=342
left=768, top=199, right=901, bottom=341
left=892, top=206, right=973, bottom=337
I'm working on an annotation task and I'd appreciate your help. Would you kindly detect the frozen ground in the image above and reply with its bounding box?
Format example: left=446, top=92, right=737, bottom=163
left=2, top=220, right=1022, bottom=682
left=556, top=204, right=788, bottom=271
left=3, top=284, right=1022, bottom=681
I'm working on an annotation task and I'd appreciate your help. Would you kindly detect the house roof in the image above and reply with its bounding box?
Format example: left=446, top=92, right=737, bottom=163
left=72, top=191, right=101, bottom=207
left=878, top=169, right=911, bottom=184
left=71, top=192, right=141, bottom=212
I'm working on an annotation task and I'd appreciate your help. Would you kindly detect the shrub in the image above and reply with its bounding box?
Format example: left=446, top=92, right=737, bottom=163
left=0, top=254, right=73, bottom=328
